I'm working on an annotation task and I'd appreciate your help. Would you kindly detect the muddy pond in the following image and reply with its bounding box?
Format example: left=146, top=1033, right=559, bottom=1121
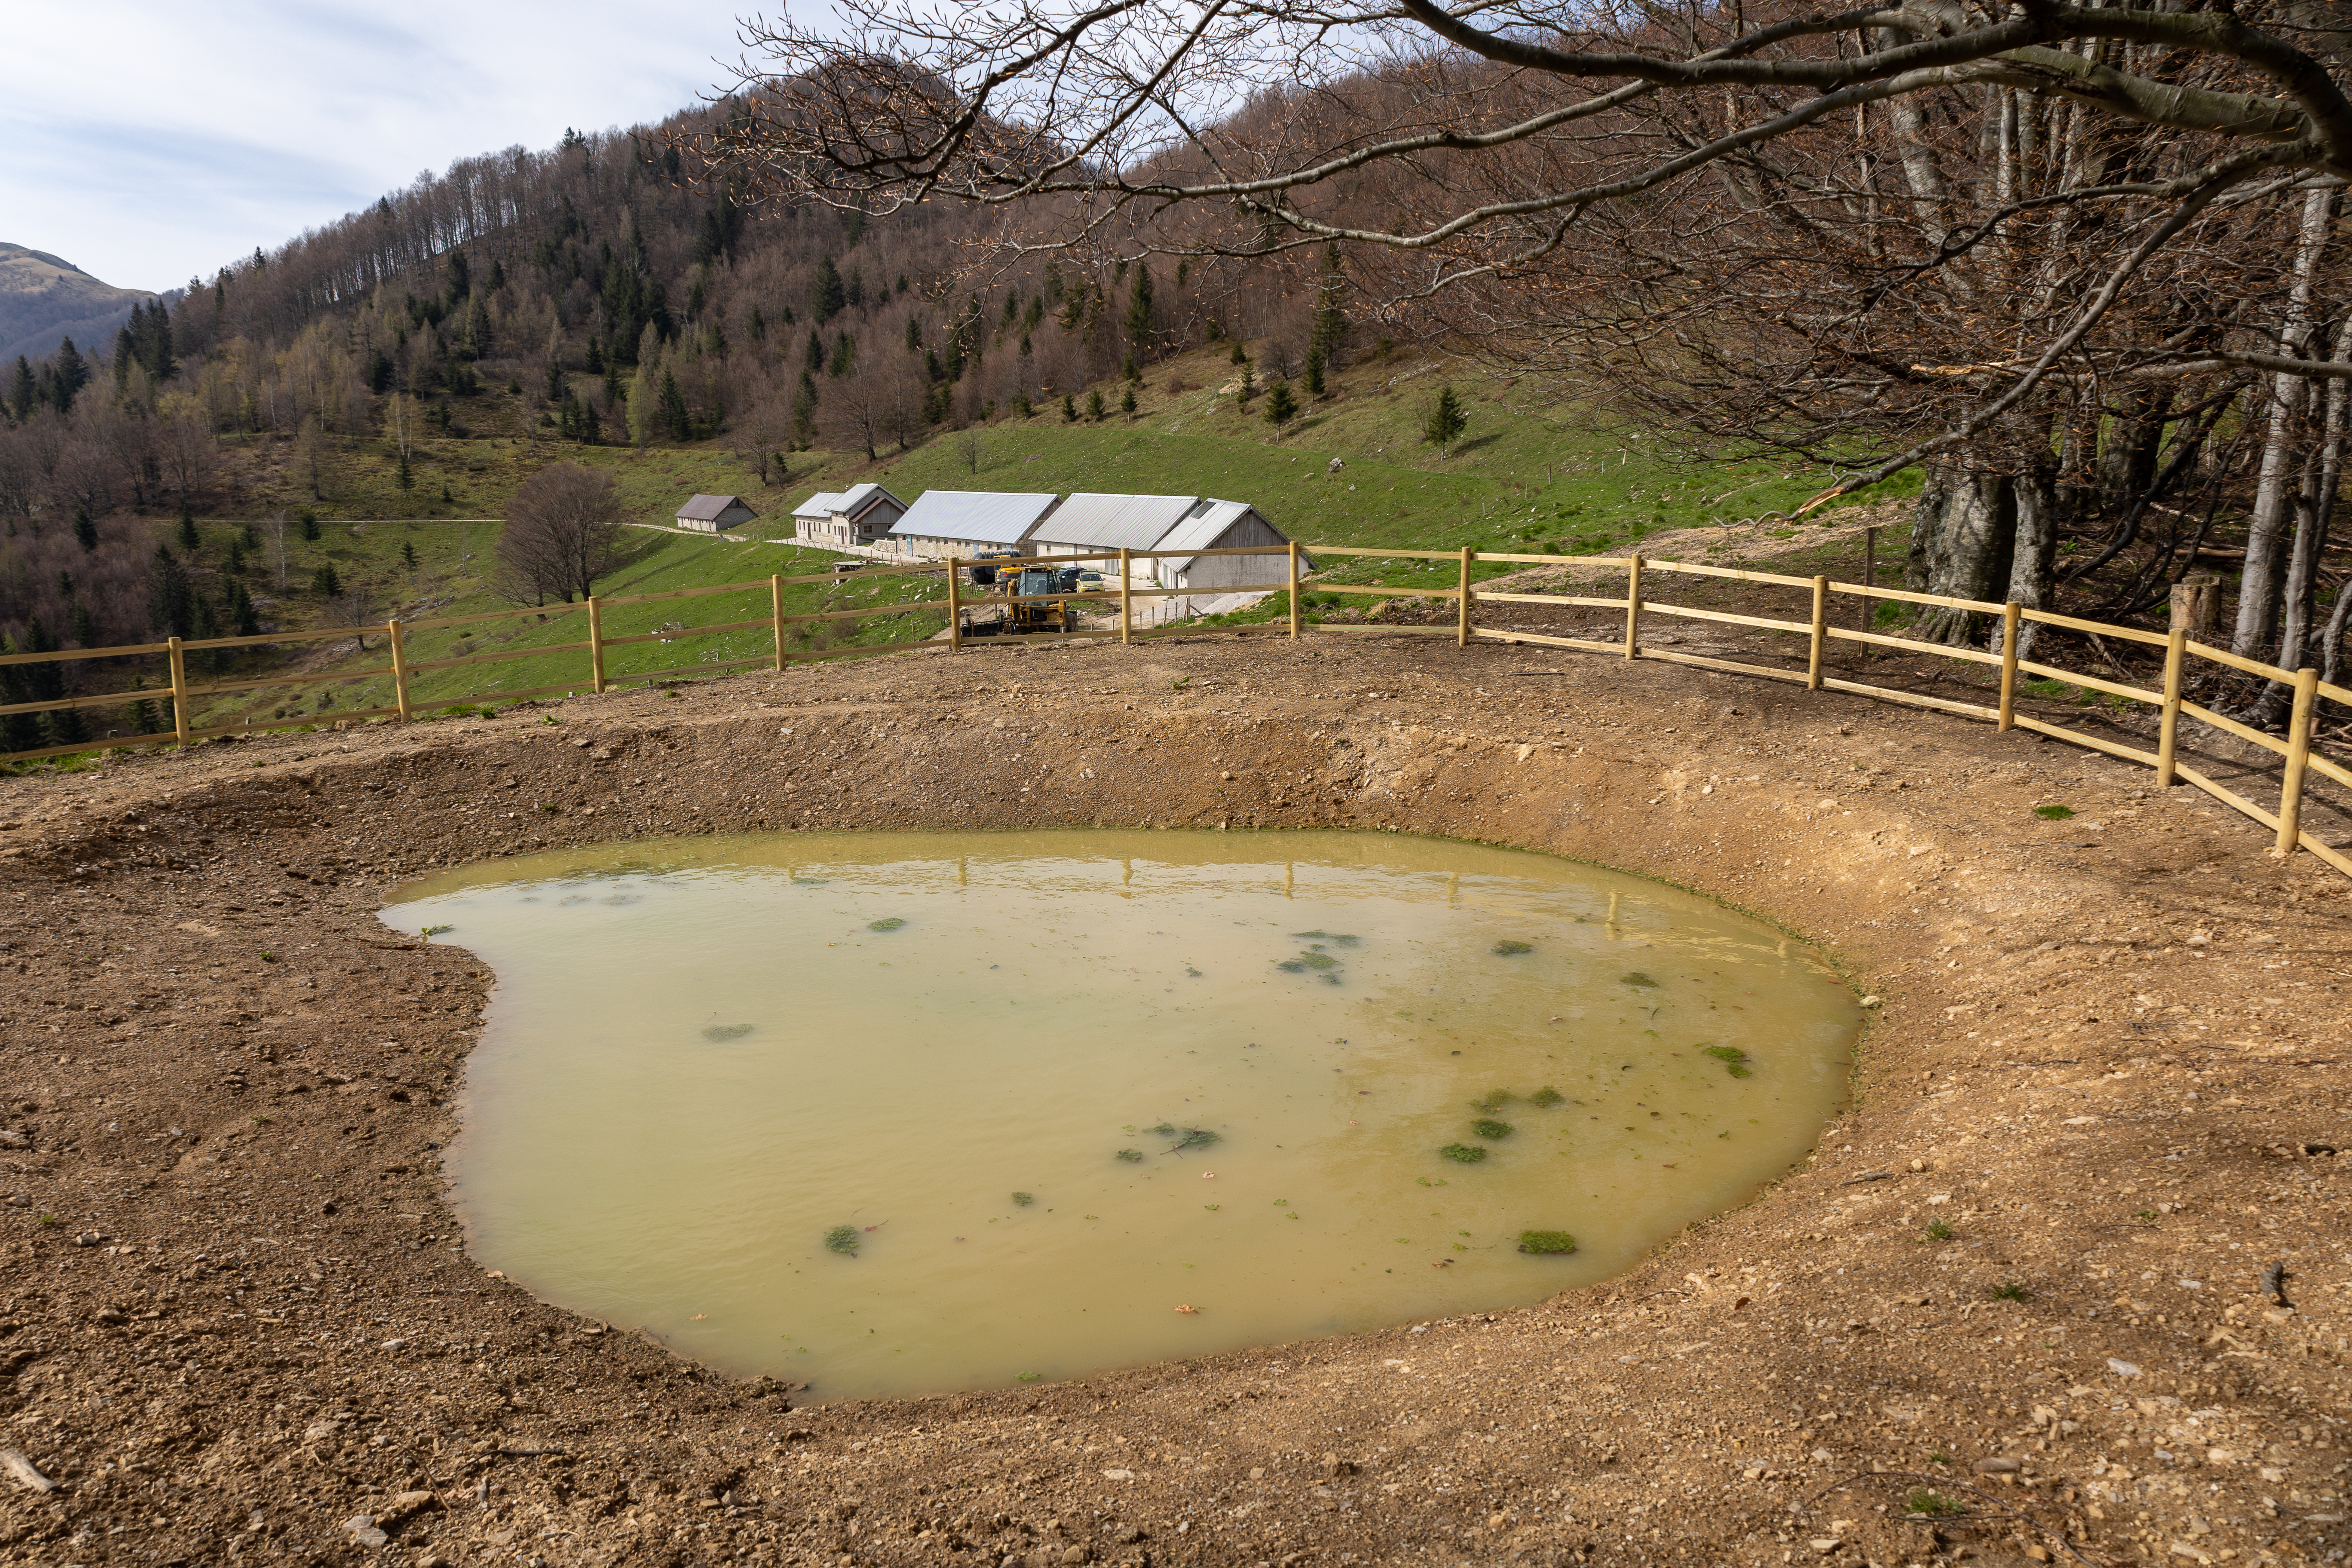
left=381, top=830, right=1858, bottom=1403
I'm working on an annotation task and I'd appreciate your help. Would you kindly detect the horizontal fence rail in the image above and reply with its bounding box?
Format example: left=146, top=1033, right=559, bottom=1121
left=3, top=542, right=2344, bottom=879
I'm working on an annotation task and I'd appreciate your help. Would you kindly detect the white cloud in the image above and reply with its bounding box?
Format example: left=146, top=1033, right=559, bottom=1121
left=6, top=0, right=752, bottom=291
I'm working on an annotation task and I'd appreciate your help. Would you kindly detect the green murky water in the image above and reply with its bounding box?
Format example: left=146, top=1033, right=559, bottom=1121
left=381, top=831, right=1856, bottom=1403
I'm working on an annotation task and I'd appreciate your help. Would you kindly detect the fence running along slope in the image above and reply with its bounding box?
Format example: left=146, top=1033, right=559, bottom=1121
left=4, top=543, right=2346, bottom=881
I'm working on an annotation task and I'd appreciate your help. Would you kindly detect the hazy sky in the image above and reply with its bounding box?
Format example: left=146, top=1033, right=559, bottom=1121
left=9, top=0, right=753, bottom=294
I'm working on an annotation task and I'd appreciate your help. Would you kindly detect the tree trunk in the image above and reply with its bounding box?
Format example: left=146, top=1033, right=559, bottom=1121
left=2000, top=460, right=2061, bottom=659
left=1906, top=463, right=2015, bottom=645
left=2232, top=186, right=2336, bottom=658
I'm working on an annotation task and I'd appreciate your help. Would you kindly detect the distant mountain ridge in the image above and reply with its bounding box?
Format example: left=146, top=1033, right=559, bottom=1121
left=0, top=242, right=153, bottom=365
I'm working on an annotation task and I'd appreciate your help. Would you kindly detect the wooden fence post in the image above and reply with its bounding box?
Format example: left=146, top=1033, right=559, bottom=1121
left=1119, top=548, right=1133, bottom=646
left=1859, top=525, right=1878, bottom=642
left=1287, top=542, right=1302, bottom=640
left=1456, top=546, right=1473, bottom=647
left=1623, top=555, right=1644, bottom=659
left=388, top=619, right=413, bottom=722
left=2156, top=625, right=2187, bottom=787
left=166, top=636, right=190, bottom=746
left=1997, top=603, right=2021, bottom=731
left=945, top=563, right=963, bottom=653
left=771, top=575, right=789, bottom=671
left=2276, top=666, right=2320, bottom=856
left=1807, top=576, right=1827, bottom=689
left=586, top=596, right=608, bottom=694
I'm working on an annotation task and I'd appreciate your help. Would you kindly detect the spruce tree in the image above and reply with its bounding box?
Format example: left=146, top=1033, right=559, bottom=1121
left=1124, top=264, right=1154, bottom=356
left=312, top=563, right=342, bottom=597
left=1062, top=392, right=1078, bottom=423
left=397, top=449, right=414, bottom=490
left=401, top=541, right=418, bottom=571
left=1087, top=389, right=1106, bottom=421
left=6, top=356, right=35, bottom=423
left=226, top=535, right=245, bottom=574
left=660, top=370, right=691, bottom=441
left=129, top=678, right=161, bottom=738
left=300, top=510, right=321, bottom=542
left=231, top=579, right=261, bottom=637
left=0, top=634, right=45, bottom=753
left=812, top=256, right=848, bottom=323
left=73, top=507, right=97, bottom=552
left=149, top=546, right=194, bottom=638
left=50, top=338, right=89, bottom=412
left=1265, top=380, right=1298, bottom=429
left=1305, top=346, right=1327, bottom=397
left=178, top=504, right=200, bottom=553
left=1424, top=385, right=1468, bottom=453
left=1121, top=386, right=1137, bottom=416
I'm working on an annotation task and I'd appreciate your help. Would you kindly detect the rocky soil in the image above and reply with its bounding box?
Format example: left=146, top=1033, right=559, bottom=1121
left=1, top=629, right=2347, bottom=1568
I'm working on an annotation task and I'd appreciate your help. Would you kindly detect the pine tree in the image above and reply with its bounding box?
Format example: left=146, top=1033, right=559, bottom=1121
left=226, top=535, right=245, bottom=574
left=1310, top=243, right=1348, bottom=369
left=70, top=599, right=94, bottom=647
left=1305, top=346, right=1327, bottom=397
left=401, top=541, right=418, bottom=571
left=1424, top=384, right=1468, bottom=453
left=300, top=510, right=321, bottom=542
left=231, top=579, right=260, bottom=637
left=1237, top=363, right=1256, bottom=407
left=149, top=546, right=194, bottom=638
left=1062, top=392, right=1078, bottom=423
left=128, top=678, right=162, bottom=738
left=659, top=370, right=691, bottom=441
left=178, top=505, right=200, bottom=553
left=1265, top=380, right=1298, bottom=429
left=1087, top=389, right=1106, bottom=421
left=312, top=563, right=343, bottom=597
left=812, top=255, right=848, bottom=323
left=0, top=634, right=45, bottom=753
left=1124, top=264, right=1155, bottom=356
left=1229, top=338, right=1248, bottom=364
left=828, top=332, right=856, bottom=377
left=397, top=449, right=414, bottom=490
left=72, top=507, right=97, bottom=552
left=1121, top=386, right=1138, bottom=416
left=5, top=356, right=35, bottom=423
left=50, top=338, right=89, bottom=413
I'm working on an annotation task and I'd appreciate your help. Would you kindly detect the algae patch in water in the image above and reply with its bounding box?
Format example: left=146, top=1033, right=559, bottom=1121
left=823, top=1225, right=861, bottom=1256
left=1439, top=1143, right=1489, bottom=1164
left=1114, top=1148, right=1144, bottom=1164
left=1011, top=1191, right=1035, bottom=1207
left=1528, top=1087, right=1565, bottom=1108
left=702, top=1023, right=756, bottom=1042
left=1700, top=1045, right=1754, bottom=1078
left=1471, top=1119, right=1514, bottom=1141
left=1291, top=931, right=1360, bottom=946
left=1622, top=971, right=1661, bottom=988
left=1517, top=1229, right=1578, bottom=1255
left=1491, top=940, right=1533, bottom=956
left=1149, top=1124, right=1221, bottom=1154
left=868, top=917, right=908, bottom=932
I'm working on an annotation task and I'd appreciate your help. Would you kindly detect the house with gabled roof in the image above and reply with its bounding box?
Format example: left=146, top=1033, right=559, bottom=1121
left=790, top=482, right=906, bottom=548
left=675, top=493, right=760, bottom=533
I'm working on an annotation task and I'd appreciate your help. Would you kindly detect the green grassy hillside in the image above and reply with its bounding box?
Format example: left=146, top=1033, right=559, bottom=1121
left=123, top=342, right=1914, bottom=734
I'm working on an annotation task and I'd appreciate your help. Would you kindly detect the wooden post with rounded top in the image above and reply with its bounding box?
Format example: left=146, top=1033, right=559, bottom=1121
left=1623, top=556, right=1643, bottom=659
left=165, top=636, right=191, bottom=745
left=586, top=597, right=608, bottom=693
left=1456, top=546, right=1473, bottom=647
left=945, top=562, right=962, bottom=653
left=2276, top=667, right=2319, bottom=856
left=1997, top=603, right=2021, bottom=731
left=771, top=575, right=789, bottom=671
left=1807, top=576, right=1827, bottom=689
left=1287, top=542, right=1302, bottom=640
left=388, top=619, right=413, bottom=722
left=1119, top=548, right=1133, bottom=646
left=2156, top=625, right=2187, bottom=787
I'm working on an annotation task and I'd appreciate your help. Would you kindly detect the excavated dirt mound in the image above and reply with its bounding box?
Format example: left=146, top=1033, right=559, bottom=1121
left=3, top=632, right=2348, bottom=1568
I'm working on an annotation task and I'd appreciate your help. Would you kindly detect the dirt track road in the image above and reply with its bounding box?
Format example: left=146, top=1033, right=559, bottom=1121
left=2, top=631, right=2346, bottom=1567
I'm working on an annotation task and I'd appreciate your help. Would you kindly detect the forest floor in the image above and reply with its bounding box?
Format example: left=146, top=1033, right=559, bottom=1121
left=3, top=628, right=2348, bottom=1568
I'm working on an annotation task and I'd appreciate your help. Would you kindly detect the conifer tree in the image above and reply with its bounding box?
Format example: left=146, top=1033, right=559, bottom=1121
left=1087, top=389, right=1106, bottom=421
left=149, top=546, right=194, bottom=638
left=49, top=338, right=89, bottom=413
left=312, top=563, right=342, bottom=598
left=1062, top=392, right=1078, bottom=423
left=397, top=449, right=414, bottom=489
left=231, top=579, right=260, bottom=637
left=1121, top=386, right=1137, bottom=416
left=6, top=356, right=35, bottom=423
left=1424, top=385, right=1468, bottom=453
left=401, top=541, right=418, bottom=571
left=659, top=370, right=691, bottom=441
left=300, top=510, right=320, bottom=542
left=1125, top=264, right=1154, bottom=356
left=73, top=507, right=98, bottom=552
left=812, top=255, right=847, bottom=322
left=0, top=634, right=45, bottom=753
left=1265, top=380, right=1298, bottom=429
left=178, top=505, right=200, bottom=553
left=1305, top=346, right=1326, bottom=398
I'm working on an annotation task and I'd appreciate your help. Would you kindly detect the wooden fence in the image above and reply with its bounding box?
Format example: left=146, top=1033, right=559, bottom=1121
left=2, top=542, right=2344, bottom=880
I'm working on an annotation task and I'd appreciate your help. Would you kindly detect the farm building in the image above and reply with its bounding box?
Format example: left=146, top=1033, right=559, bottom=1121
left=882, top=490, right=1061, bottom=560
left=1028, top=493, right=1306, bottom=591
left=790, top=482, right=906, bottom=548
left=675, top=494, right=760, bottom=533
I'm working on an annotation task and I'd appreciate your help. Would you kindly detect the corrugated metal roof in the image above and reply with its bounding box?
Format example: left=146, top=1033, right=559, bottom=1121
left=1153, top=500, right=1256, bottom=574
left=837, top=482, right=903, bottom=519
left=1028, top=493, right=1205, bottom=551
left=791, top=490, right=847, bottom=519
left=678, top=493, right=756, bottom=521
left=886, top=490, right=1060, bottom=546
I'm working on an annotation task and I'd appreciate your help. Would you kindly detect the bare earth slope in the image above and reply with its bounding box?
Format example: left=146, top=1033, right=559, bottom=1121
left=1, top=634, right=2346, bottom=1568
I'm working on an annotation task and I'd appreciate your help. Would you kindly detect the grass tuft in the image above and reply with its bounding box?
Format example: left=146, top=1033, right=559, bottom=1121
left=822, top=1225, right=861, bottom=1256
left=1490, top=940, right=1533, bottom=956
left=1517, top=1229, right=1578, bottom=1255
left=1439, top=1143, right=1488, bottom=1164
left=1471, top=1118, right=1514, bottom=1140
left=1528, top=1087, right=1565, bottom=1107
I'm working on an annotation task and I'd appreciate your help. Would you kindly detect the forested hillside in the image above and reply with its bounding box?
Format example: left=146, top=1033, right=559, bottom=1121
left=0, top=243, right=154, bottom=365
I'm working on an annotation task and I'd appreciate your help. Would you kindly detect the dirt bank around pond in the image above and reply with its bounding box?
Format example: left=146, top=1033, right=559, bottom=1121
left=3, top=632, right=2348, bottom=1568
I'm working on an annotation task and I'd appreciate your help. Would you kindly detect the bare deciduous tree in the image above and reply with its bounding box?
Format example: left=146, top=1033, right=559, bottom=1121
left=498, top=461, right=627, bottom=603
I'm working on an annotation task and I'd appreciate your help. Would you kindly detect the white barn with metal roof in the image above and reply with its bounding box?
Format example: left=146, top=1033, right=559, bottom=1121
left=676, top=493, right=760, bottom=533
left=1029, top=493, right=1304, bottom=593
left=883, top=491, right=1061, bottom=559
left=790, top=482, right=906, bottom=549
